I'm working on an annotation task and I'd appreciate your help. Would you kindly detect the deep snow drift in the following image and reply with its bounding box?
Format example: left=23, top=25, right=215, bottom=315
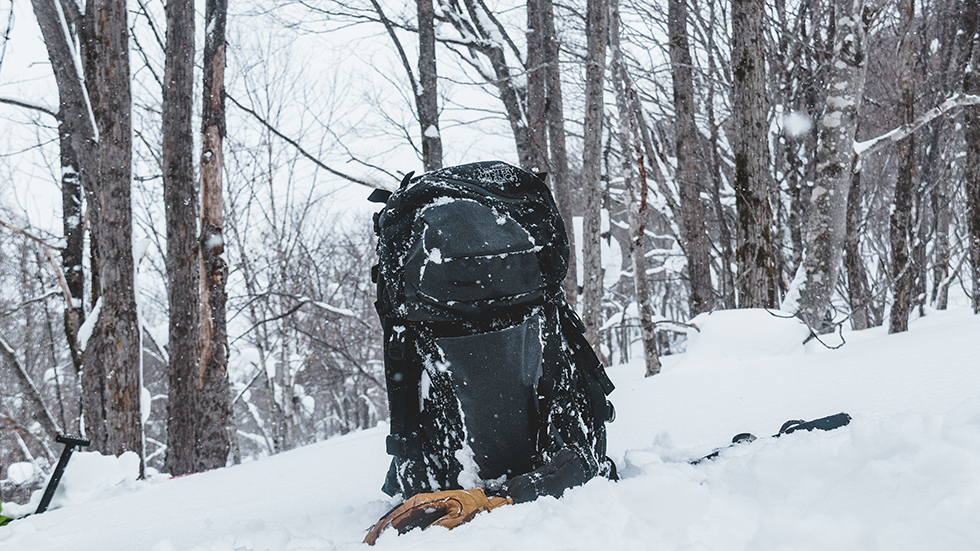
left=2, top=308, right=979, bottom=550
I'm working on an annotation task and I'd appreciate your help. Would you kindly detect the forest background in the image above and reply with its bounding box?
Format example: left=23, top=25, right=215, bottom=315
left=1, top=0, right=978, bottom=504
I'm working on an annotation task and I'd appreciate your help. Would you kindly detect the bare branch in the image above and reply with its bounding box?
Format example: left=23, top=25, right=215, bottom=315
left=0, top=96, right=59, bottom=118
left=0, top=334, right=63, bottom=441
left=225, top=92, right=387, bottom=190
left=0, top=219, right=64, bottom=250
left=367, top=0, right=419, bottom=103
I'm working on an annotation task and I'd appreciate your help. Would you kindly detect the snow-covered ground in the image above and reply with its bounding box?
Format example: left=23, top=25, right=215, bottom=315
left=2, top=308, right=979, bottom=550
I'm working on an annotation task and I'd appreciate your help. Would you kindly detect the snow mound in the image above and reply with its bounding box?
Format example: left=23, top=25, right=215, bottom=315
left=684, top=308, right=810, bottom=359
left=3, top=451, right=146, bottom=518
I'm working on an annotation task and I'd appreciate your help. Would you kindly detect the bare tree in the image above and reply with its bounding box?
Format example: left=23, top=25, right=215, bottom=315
left=669, top=0, right=714, bottom=316
left=77, top=0, right=144, bottom=466
left=610, top=0, right=660, bottom=376
left=162, top=0, right=204, bottom=475
left=581, top=0, right=607, bottom=354
left=196, top=0, right=234, bottom=469
left=963, top=0, right=980, bottom=313
left=889, top=0, right=918, bottom=333
left=844, top=162, right=875, bottom=329
left=539, top=0, right=575, bottom=303
left=731, top=0, right=778, bottom=308
left=27, top=1, right=95, bottom=382
left=417, top=0, right=442, bottom=171
left=368, top=0, right=443, bottom=171
left=797, top=0, right=869, bottom=331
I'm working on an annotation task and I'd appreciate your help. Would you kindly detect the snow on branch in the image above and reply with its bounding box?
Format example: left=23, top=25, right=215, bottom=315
left=854, top=94, right=980, bottom=156
left=51, top=0, right=98, bottom=142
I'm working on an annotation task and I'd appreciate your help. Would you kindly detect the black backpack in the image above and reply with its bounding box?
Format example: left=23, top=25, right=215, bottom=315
left=369, top=161, right=616, bottom=498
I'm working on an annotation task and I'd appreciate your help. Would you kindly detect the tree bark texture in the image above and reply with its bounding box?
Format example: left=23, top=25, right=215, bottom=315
left=197, top=0, right=234, bottom=470
left=526, top=0, right=548, bottom=172
left=669, top=0, right=715, bottom=316
left=79, top=0, right=142, bottom=463
left=888, top=0, right=917, bottom=334
left=163, top=0, right=203, bottom=476
left=797, top=0, right=868, bottom=332
left=844, top=163, right=873, bottom=329
left=417, top=0, right=443, bottom=172
left=540, top=0, right=575, bottom=303
left=704, top=0, right=736, bottom=309
left=60, top=121, right=85, bottom=376
left=731, top=0, right=778, bottom=309
left=581, top=0, right=607, bottom=353
left=963, top=0, right=980, bottom=314
left=610, top=0, right=660, bottom=376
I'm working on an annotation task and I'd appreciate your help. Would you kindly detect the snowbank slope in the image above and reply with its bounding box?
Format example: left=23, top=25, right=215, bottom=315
left=2, top=308, right=978, bottom=550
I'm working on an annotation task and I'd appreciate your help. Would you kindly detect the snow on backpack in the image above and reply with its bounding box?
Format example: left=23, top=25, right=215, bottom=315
left=369, top=161, right=616, bottom=499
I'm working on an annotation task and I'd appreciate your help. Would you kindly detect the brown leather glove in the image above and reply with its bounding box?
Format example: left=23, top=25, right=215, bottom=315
left=363, top=488, right=513, bottom=545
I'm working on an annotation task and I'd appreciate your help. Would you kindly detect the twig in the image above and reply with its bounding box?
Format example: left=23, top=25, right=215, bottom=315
left=0, top=219, right=64, bottom=251
left=0, top=96, right=58, bottom=118
left=225, top=93, right=386, bottom=190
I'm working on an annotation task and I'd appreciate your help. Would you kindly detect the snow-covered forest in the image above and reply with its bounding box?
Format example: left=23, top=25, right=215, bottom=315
left=1, top=0, right=979, bottom=512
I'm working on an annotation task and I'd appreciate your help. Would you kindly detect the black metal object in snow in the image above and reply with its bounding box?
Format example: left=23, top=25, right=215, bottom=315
left=35, top=434, right=90, bottom=515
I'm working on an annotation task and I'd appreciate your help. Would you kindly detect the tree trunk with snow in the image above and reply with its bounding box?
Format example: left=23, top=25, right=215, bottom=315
left=963, top=0, right=980, bottom=314
left=79, top=0, right=143, bottom=466
left=29, top=0, right=92, bottom=385
left=731, top=0, right=778, bottom=309
left=163, top=0, right=203, bottom=476
left=196, top=0, right=234, bottom=471
left=60, top=110, right=85, bottom=379
left=581, top=0, right=607, bottom=354
left=889, top=0, right=917, bottom=334
left=418, top=0, right=443, bottom=172
left=449, top=0, right=532, bottom=169
left=797, top=0, right=868, bottom=332
left=669, top=0, right=714, bottom=316
left=610, top=0, right=660, bottom=376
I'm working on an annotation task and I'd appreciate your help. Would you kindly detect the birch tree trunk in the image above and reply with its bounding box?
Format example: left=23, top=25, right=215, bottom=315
left=163, top=0, right=202, bottom=476
left=889, top=0, right=917, bottom=334
left=610, top=0, right=661, bottom=376
left=669, top=0, right=714, bottom=316
left=581, top=0, right=607, bottom=353
left=797, top=0, right=868, bottom=331
left=731, top=0, right=778, bottom=308
left=197, top=0, right=234, bottom=470
left=79, top=0, right=143, bottom=468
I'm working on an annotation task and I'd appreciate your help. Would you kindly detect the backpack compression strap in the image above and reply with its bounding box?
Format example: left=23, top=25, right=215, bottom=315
left=557, top=302, right=615, bottom=456
left=381, top=317, right=424, bottom=496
